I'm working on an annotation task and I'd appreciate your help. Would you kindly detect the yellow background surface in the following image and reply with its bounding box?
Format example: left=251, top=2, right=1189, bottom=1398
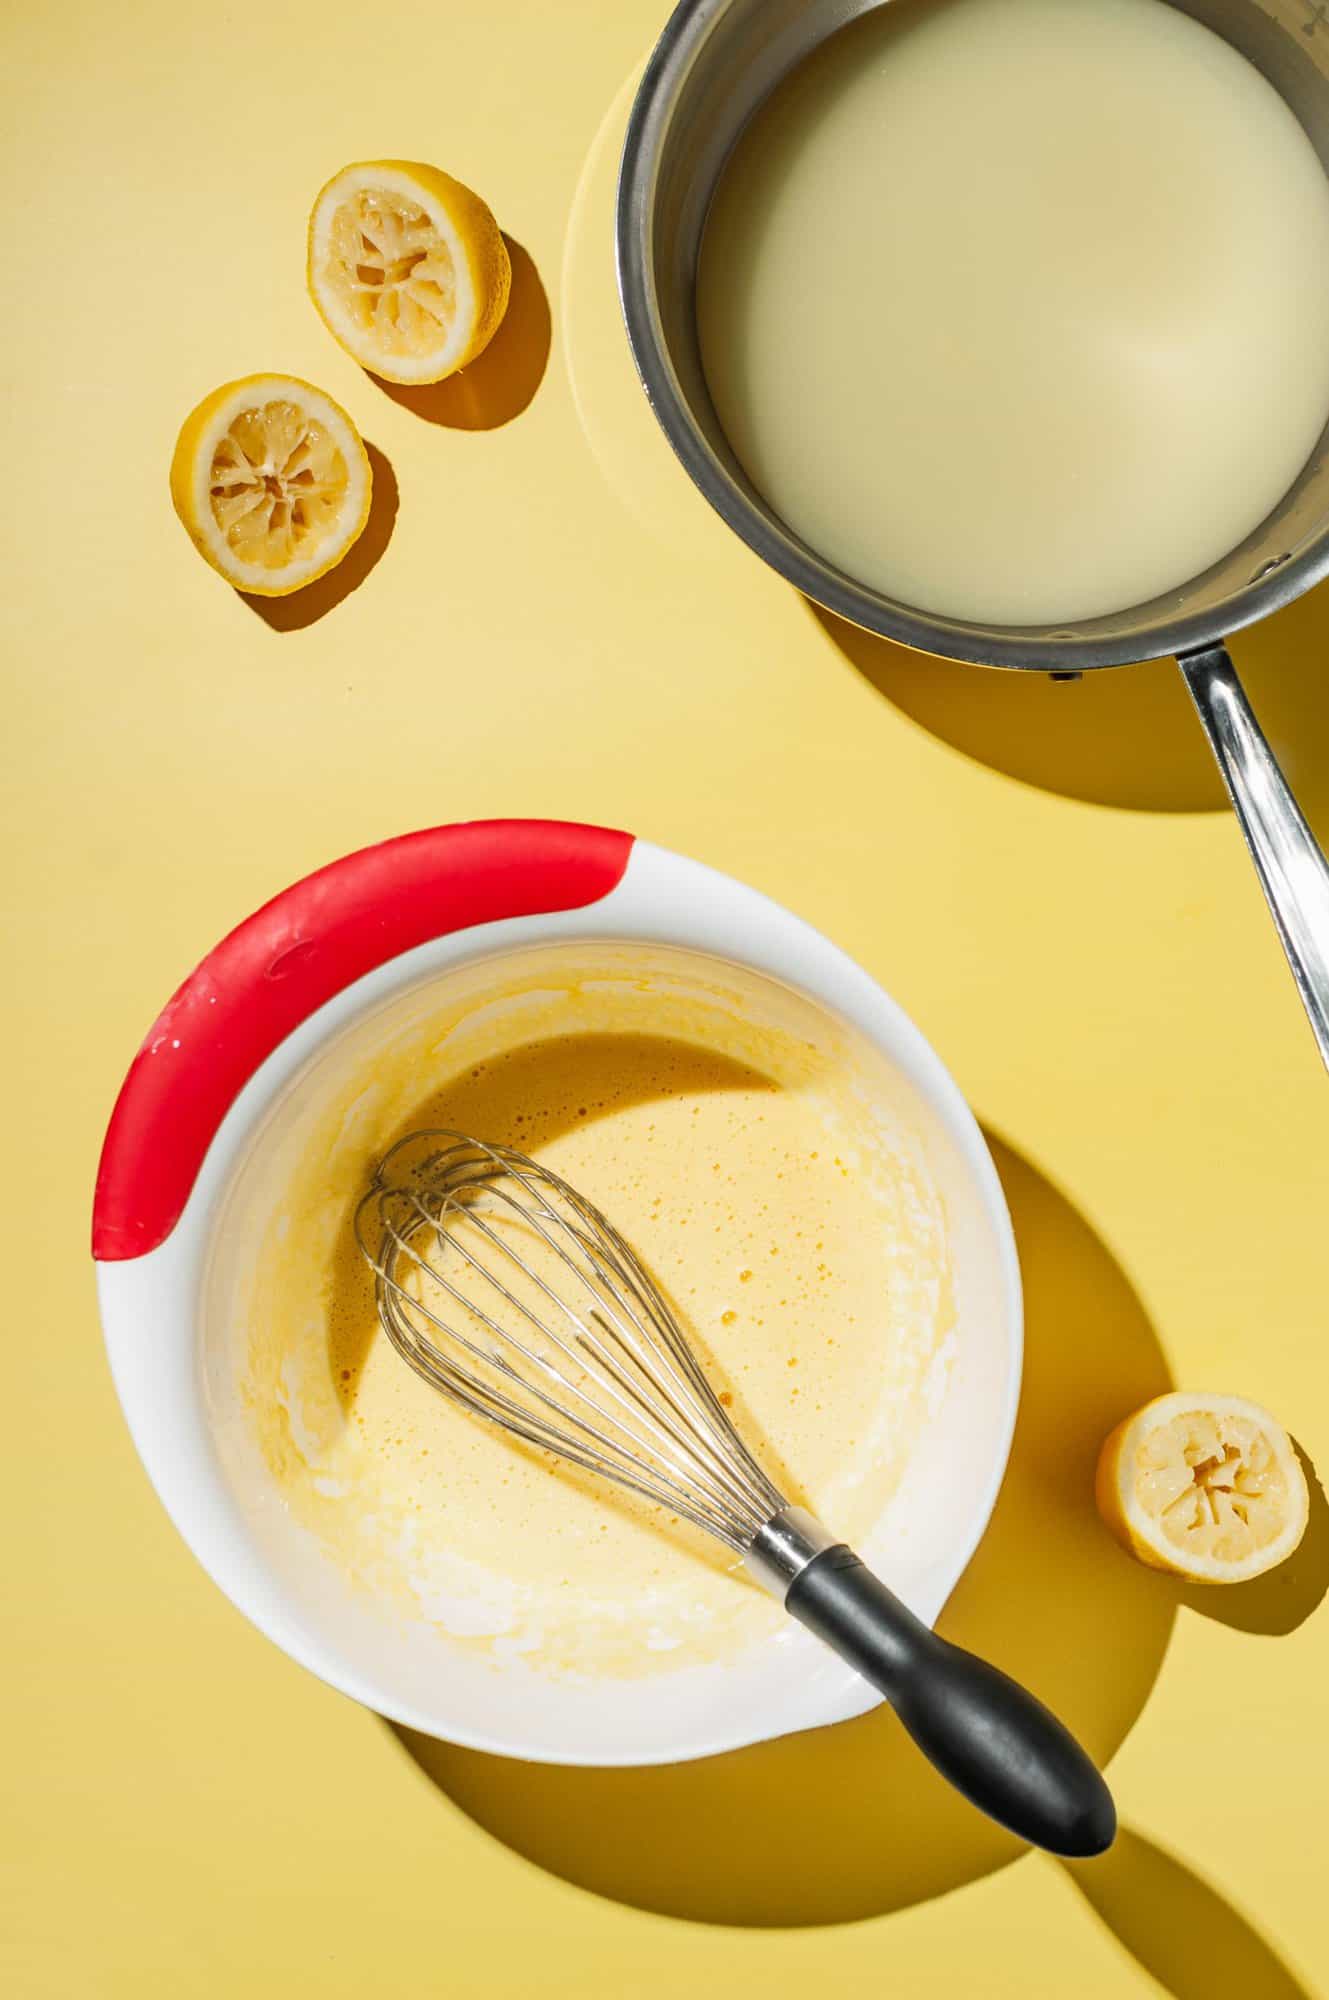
left=4, top=1, right=1328, bottom=1993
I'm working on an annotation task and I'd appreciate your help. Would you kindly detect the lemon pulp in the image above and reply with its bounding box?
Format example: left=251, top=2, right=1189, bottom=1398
left=209, top=400, right=350, bottom=573
left=328, top=189, right=458, bottom=368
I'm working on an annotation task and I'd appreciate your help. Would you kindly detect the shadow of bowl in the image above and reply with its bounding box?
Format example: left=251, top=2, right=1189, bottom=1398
left=387, top=1134, right=1177, bottom=1926
left=811, top=581, right=1329, bottom=832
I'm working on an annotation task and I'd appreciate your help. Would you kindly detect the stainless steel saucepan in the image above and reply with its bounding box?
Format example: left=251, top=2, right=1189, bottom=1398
left=616, top=0, right=1329, bottom=1065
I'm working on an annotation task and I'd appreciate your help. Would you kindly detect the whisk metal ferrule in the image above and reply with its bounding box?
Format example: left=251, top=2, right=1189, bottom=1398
left=743, top=1506, right=842, bottom=1598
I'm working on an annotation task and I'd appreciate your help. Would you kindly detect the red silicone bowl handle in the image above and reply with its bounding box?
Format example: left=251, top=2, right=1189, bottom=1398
left=92, top=818, right=633, bottom=1261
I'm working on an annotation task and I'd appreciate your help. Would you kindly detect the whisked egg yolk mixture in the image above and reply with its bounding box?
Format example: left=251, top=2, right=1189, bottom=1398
left=246, top=962, right=952, bottom=1678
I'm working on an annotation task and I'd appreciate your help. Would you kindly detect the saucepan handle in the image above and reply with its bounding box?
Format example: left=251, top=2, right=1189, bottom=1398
left=785, top=1545, right=1116, bottom=1857
left=1177, top=644, right=1329, bottom=1068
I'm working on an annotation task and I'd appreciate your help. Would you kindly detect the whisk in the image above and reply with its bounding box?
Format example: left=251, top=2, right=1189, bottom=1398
left=355, top=1130, right=1114, bottom=1856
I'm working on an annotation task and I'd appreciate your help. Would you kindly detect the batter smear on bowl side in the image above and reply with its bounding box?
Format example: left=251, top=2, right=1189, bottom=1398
left=237, top=948, right=954, bottom=1679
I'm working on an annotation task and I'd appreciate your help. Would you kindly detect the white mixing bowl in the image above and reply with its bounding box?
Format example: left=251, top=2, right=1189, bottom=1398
left=94, top=819, right=1021, bottom=1764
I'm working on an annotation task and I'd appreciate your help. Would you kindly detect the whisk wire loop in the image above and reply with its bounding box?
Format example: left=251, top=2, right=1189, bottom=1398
left=355, top=1131, right=784, bottom=1549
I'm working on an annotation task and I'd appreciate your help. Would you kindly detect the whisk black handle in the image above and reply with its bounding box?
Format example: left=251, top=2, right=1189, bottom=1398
left=785, top=1545, right=1115, bottom=1857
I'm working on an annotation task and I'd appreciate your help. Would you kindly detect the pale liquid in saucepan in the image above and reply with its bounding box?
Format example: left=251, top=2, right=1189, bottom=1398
left=697, top=0, right=1329, bottom=626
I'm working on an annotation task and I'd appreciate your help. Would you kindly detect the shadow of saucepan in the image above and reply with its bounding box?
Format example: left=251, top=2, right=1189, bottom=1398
left=811, top=579, right=1329, bottom=834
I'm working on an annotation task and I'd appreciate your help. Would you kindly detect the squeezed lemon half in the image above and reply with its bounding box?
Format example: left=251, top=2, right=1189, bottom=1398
left=307, top=160, right=511, bottom=384
left=1096, top=1391, right=1309, bottom=1583
left=170, top=375, right=372, bottom=596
